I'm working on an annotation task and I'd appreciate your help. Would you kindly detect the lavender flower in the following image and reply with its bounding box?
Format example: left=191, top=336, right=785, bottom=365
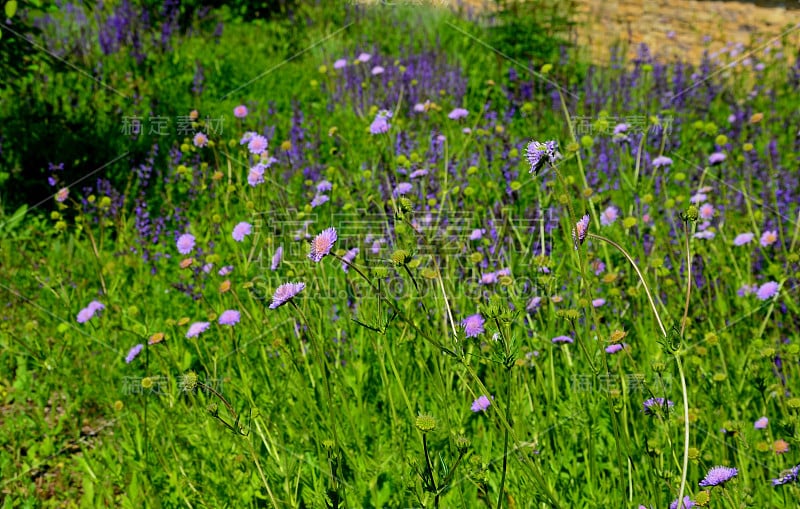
left=462, top=314, right=485, bottom=338
left=643, top=397, right=674, bottom=415
left=177, top=233, right=195, bottom=255
left=341, top=247, right=359, bottom=272
left=269, top=282, right=305, bottom=309
left=309, top=227, right=337, bottom=262
left=186, top=321, right=210, bottom=338
left=247, top=134, right=268, bottom=155
left=552, top=335, right=573, bottom=344
left=572, top=214, right=590, bottom=249
left=756, top=281, right=779, bottom=300
left=271, top=246, right=283, bottom=271
left=698, top=465, right=738, bottom=487
left=233, top=105, right=248, bottom=118
left=525, top=140, right=560, bottom=175
left=218, top=310, right=240, bottom=325
left=471, top=395, right=492, bottom=412
left=448, top=108, right=468, bottom=120
left=125, top=344, right=144, bottom=363
left=733, top=232, right=754, bottom=246
left=232, top=222, right=252, bottom=242
left=754, top=417, right=768, bottom=429
left=600, top=206, right=618, bottom=226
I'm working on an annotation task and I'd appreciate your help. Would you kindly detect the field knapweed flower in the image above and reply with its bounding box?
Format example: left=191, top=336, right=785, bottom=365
left=471, top=395, right=492, bottom=412
left=233, top=105, right=248, bottom=118
left=708, top=152, right=726, bottom=165
left=462, top=314, right=485, bottom=338
left=670, top=496, right=695, bottom=509
left=643, top=397, right=674, bottom=415
left=755, top=417, right=768, bottom=429
left=652, top=155, right=673, bottom=168
left=77, top=300, right=105, bottom=323
left=193, top=132, right=208, bottom=148
left=572, top=214, right=590, bottom=249
left=218, top=310, right=240, bottom=325
left=341, top=247, right=359, bottom=273
left=309, top=227, right=337, bottom=262
left=772, top=464, right=800, bottom=486
left=125, top=344, right=144, bottom=363
left=186, top=321, right=210, bottom=338
left=448, top=108, right=468, bottom=120
left=733, top=232, right=754, bottom=246
left=760, top=230, right=777, bottom=247
left=247, top=134, right=268, bottom=155
left=552, top=335, right=573, bottom=344
left=271, top=246, right=283, bottom=271
left=756, top=281, right=779, bottom=300
left=699, top=466, right=738, bottom=487
left=269, top=282, right=305, bottom=309
left=176, top=233, right=195, bottom=255
left=525, top=140, right=560, bottom=175
left=600, top=206, right=618, bottom=226
left=232, top=222, right=252, bottom=242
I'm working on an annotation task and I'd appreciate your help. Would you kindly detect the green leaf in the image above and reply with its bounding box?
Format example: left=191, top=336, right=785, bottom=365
left=5, top=1, right=17, bottom=19
left=1, top=204, right=27, bottom=233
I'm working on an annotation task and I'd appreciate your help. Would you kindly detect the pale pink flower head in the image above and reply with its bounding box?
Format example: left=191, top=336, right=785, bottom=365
left=448, top=108, right=468, bottom=120
left=176, top=233, right=196, bottom=255
left=218, top=310, right=240, bottom=326
left=233, top=105, right=248, bottom=118
left=754, top=417, right=769, bottom=429
left=733, top=232, right=754, bottom=246
left=308, top=227, right=337, bottom=262
left=756, top=281, right=779, bottom=300
left=699, top=203, right=714, bottom=221
left=600, top=206, right=618, bottom=226
left=760, top=230, right=778, bottom=247
left=247, top=134, right=268, bottom=155
left=356, top=52, right=371, bottom=63
left=333, top=58, right=347, bottom=69
left=471, top=395, right=492, bottom=412
left=193, top=132, right=208, bottom=148
left=232, top=221, right=252, bottom=242
left=55, top=187, right=69, bottom=203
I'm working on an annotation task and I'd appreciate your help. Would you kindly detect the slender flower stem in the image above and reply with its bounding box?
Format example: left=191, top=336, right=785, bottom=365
left=676, top=221, right=693, bottom=508
left=495, top=370, right=512, bottom=509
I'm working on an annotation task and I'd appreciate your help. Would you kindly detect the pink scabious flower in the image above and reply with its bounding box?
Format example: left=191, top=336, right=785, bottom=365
left=233, top=105, right=248, bottom=118
left=479, top=272, right=498, bottom=285
left=760, top=230, right=778, bottom=247
left=125, top=344, right=144, bottom=363
left=269, top=282, right=305, bottom=309
left=77, top=300, right=105, bottom=323
left=316, top=180, right=332, bottom=193
left=186, top=321, right=210, bottom=338
left=341, top=247, right=359, bottom=272
left=552, top=335, right=574, bottom=344
left=333, top=58, right=347, bottom=69
left=409, top=169, right=428, bottom=179
left=600, top=206, right=618, bottom=226
left=176, top=233, right=195, bottom=255
left=193, top=132, right=208, bottom=147
left=737, top=283, right=757, bottom=297
left=699, top=203, right=714, bottom=220
left=652, top=155, right=673, bottom=168
left=309, top=227, right=337, bottom=262
left=733, top=232, right=754, bottom=246
left=592, top=298, right=606, bottom=307
left=708, top=152, right=726, bottom=165
left=248, top=163, right=265, bottom=187
left=754, top=417, right=769, bottom=429
left=461, top=314, right=485, bottom=338
left=247, top=134, right=268, bottom=155
left=756, top=281, right=779, bottom=300
left=271, top=246, right=283, bottom=271
left=55, top=187, right=69, bottom=203
left=232, top=221, right=252, bottom=242
left=572, top=214, right=590, bottom=249
left=371, top=65, right=384, bottom=75
left=448, top=108, right=468, bottom=120
left=356, top=52, right=371, bottom=63
left=218, top=310, right=240, bottom=325
left=471, top=395, right=492, bottom=412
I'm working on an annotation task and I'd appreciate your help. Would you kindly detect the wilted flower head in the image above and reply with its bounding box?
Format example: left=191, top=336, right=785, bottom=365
left=643, top=397, right=674, bottom=415
left=471, top=395, right=492, bottom=412
left=572, top=214, right=590, bottom=249
left=125, top=344, right=144, bottom=364
left=232, top=222, right=252, bottom=242
left=186, top=321, right=210, bottom=338
left=218, top=310, right=240, bottom=325
left=269, top=282, right=305, bottom=309
left=525, top=140, right=561, bottom=175
left=774, top=439, right=790, bottom=454
left=233, top=105, right=248, bottom=118
left=448, top=108, right=468, bottom=120
left=733, top=232, right=754, bottom=246
left=309, top=227, right=337, bottom=262
left=756, top=281, right=779, bottom=300
left=461, top=314, right=485, bottom=338
left=177, top=233, right=196, bottom=255
left=699, top=466, right=738, bottom=487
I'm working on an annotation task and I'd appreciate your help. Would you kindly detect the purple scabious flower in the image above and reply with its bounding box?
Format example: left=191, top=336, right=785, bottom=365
left=310, top=194, right=329, bottom=208
left=652, top=155, right=673, bottom=168
left=371, top=65, right=384, bottom=75
left=177, top=233, right=195, bottom=255
left=448, top=108, right=468, bottom=120
left=756, top=281, right=779, bottom=300
left=772, top=464, right=800, bottom=486
left=370, top=114, right=390, bottom=134
left=605, top=343, right=625, bottom=354
left=316, top=180, right=332, bottom=193
left=670, top=496, right=695, bottom=509
left=690, top=192, right=708, bottom=204
left=309, top=227, right=337, bottom=262
left=409, top=169, right=428, bottom=179
left=694, top=230, right=715, bottom=240
left=699, top=465, right=738, bottom=487
left=572, top=214, right=590, bottom=249
left=186, top=321, right=210, bottom=338
left=592, top=298, right=606, bottom=307
left=643, top=397, right=674, bottom=415
left=737, top=283, right=757, bottom=297
left=600, top=206, right=618, bottom=226
left=233, top=105, right=248, bottom=118
left=240, top=131, right=256, bottom=144
left=247, top=134, right=268, bottom=155
left=55, top=188, right=69, bottom=203
left=613, top=123, right=629, bottom=135
left=733, top=232, right=754, bottom=246
left=462, top=314, right=485, bottom=338
left=469, top=228, right=485, bottom=240
left=341, top=247, right=359, bottom=272
left=552, top=335, right=573, bottom=344
left=77, top=300, right=105, bottom=323
left=526, top=296, right=542, bottom=311
left=269, top=282, right=305, bottom=309
left=333, top=58, right=346, bottom=69
left=218, top=310, right=240, bottom=325
left=271, top=246, right=283, bottom=271
left=218, top=265, right=233, bottom=276
left=393, top=182, right=413, bottom=197
left=525, top=140, right=560, bottom=175
left=760, top=230, right=778, bottom=247
left=193, top=132, right=208, bottom=148
left=232, top=222, right=252, bottom=242
left=699, top=203, right=714, bottom=220
left=248, top=163, right=265, bottom=187
left=479, top=272, right=498, bottom=285
left=755, top=417, right=769, bottom=429
left=471, top=395, right=492, bottom=412
left=708, top=152, right=726, bottom=165
left=356, top=52, right=371, bottom=63
left=125, top=343, right=144, bottom=363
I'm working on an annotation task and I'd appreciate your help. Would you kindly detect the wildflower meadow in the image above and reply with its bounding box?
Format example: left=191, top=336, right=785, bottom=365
left=1, top=1, right=800, bottom=507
